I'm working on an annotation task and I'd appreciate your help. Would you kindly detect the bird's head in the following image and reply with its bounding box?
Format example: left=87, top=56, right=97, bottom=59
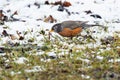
left=50, top=23, right=62, bottom=33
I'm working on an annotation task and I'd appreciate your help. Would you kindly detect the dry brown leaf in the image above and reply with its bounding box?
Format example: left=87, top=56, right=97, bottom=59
left=16, top=31, right=24, bottom=40
left=2, top=30, right=9, bottom=37
left=44, top=15, right=57, bottom=23
left=45, top=1, right=49, bottom=5
left=45, top=1, right=71, bottom=7
left=63, top=1, right=71, bottom=7
left=9, top=34, right=18, bottom=40
left=0, top=10, right=4, bottom=20
left=53, top=1, right=62, bottom=5
left=13, top=11, right=18, bottom=15
left=19, top=36, right=24, bottom=40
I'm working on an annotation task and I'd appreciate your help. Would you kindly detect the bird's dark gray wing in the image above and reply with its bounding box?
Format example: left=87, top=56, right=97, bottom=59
left=61, top=21, right=88, bottom=30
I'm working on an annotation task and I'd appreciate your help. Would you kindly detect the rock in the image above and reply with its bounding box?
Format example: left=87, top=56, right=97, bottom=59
left=58, top=5, right=64, bottom=11
left=0, top=47, right=4, bottom=53
left=101, top=36, right=115, bottom=45
left=84, top=10, right=92, bottom=14
left=90, top=14, right=102, bottom=19
left=34, top=2, right=40, bottom=8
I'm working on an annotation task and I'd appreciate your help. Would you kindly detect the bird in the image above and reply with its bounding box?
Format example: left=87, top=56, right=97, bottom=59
left=50, top=20, right=104, bottom=39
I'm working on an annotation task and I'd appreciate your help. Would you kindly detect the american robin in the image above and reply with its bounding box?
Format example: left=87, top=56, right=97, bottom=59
left=50, top=20, right=103, bottom=39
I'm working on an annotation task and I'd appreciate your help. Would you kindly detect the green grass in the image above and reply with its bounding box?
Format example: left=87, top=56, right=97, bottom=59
left=0, top=29, right=120, bottom=80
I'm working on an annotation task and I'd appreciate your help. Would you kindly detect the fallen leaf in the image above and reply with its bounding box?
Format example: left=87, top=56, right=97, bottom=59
left=44, top=15, right=57, bottom=23
left=9, top=34, right=18, bottom=40
left=2, top=30, right=9, bottom=37
left=63, top=1, right=71, bottom=7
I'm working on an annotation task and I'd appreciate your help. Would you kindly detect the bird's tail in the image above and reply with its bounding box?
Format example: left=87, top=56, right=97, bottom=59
left=81, top=24, right=105, bottom=29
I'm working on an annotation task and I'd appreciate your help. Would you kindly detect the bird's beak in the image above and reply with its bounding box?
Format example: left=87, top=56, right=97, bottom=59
left=49, top=29, right=54, bottom=32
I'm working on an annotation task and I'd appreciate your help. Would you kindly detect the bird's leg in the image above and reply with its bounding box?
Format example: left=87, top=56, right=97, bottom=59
left=49, top=31, right=51, bottom=40
left=70, top=37, right=73, bottom=40
left=76, top=33, right=82, bottom=38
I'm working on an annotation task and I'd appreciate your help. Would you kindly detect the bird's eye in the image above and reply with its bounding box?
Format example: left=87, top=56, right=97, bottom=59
left=54, top=26, right=57, bottom=30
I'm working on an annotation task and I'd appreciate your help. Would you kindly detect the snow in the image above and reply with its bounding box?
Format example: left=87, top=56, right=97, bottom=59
left=96, top=56, right=104, bottom=60
left=15, top=57, right=28, bottom=64
left=25, top=66, right=43, bottom=73
left=0, top=0, right=120, bottom=33
left=0, top=0, right=120, bottom=64
left=81, top=74, right=90, bottom=79
left=109, top=59, right=120, bottom=62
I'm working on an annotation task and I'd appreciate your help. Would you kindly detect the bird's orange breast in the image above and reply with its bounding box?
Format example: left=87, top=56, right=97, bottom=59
left=58, top=27, right=82, bottom=37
